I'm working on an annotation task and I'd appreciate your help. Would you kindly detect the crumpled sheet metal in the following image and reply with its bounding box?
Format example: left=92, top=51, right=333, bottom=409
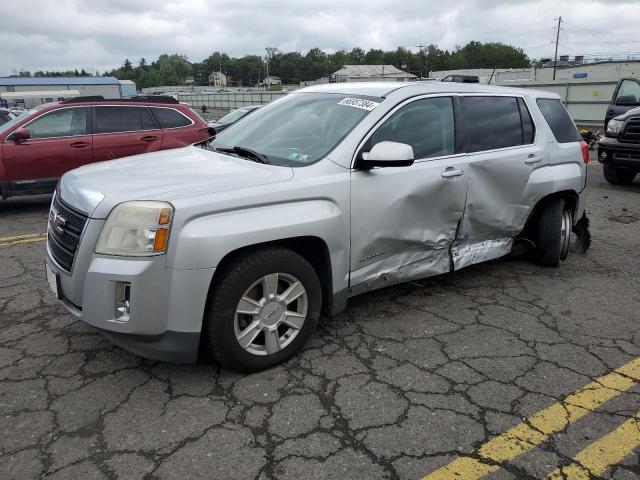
left=451, top=237, right=514, bottom=271
left=349, top=245, right=450, bottom=296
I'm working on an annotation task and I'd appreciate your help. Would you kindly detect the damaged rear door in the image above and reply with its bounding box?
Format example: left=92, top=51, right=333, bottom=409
left=452, top=95, right=543, bottom=269
left=349, top=96, right=468, bottom=294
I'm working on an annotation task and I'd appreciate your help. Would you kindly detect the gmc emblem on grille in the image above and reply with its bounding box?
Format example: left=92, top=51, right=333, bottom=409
left=49, top=209, right=67, bottom=235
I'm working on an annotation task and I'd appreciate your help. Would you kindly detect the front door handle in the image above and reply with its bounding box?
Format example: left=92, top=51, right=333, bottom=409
left=525, top=155, right=543, bottom=165
left=441, top=168, right=464, bottom=178
left=140, top=135, right=159, bottom=142
left=70, top=141, right=89, bottom=148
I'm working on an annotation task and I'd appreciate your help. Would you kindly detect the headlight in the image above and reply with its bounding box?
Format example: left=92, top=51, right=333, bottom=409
left=607, top=119, right=624, bottom=136
left=95, top=201, right=173, bottom=256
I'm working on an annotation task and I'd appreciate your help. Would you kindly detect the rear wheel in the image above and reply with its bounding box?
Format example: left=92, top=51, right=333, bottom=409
left=532, top=198, right=572, bottom=267
left=603, top=165, right=636, bottom=185
left=205, top=247, right=322, bottom=372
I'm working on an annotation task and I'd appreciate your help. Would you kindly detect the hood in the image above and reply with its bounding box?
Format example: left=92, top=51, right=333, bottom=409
left=59, top=146, right=293, bottom=217
left=614, top=106, right=640, bottom=121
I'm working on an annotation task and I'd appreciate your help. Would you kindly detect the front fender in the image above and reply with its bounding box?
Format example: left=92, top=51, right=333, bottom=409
left=169, top=200, right=349, bottom=293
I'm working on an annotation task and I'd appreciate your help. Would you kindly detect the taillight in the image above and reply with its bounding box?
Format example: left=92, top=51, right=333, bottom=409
left=580, top=140, right=589, bottom=165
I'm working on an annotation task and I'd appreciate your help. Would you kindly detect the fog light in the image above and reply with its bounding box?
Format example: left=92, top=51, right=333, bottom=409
left=114, top=281, right=131, bottom=322
left=600, top=150, right=608, bottom=160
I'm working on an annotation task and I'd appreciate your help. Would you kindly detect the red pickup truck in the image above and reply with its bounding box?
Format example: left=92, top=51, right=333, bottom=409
left=0, top=96, right=211, bottom=199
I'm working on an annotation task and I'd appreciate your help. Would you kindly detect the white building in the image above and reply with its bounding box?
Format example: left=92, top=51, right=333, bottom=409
left=263, top=76, right=281, bottom=86
left=431, top=60, right=640, bottom=86
left=208, top=71, right=227, bottom=87
left=330, top=65, right=416, bottom=83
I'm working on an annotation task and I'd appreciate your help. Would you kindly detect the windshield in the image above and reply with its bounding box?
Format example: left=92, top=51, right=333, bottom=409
left=217, top=107, right=253, bottom=125
left=208, top=92, right=381, bottom=166
left=0, top=108, right=39, bottom=136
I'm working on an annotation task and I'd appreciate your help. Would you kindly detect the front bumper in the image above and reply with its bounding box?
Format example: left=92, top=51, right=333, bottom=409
left=598, top=137, right=640, bottom=172
left=46, top=240, right=215, bottom=363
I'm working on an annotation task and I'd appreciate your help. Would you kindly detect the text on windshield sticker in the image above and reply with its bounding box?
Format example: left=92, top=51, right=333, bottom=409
left=337, top=97, right=379, bottom=111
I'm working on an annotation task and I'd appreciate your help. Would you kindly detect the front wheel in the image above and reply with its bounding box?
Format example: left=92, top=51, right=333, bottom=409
left=205, top=247, right=322, bottom=372
left=532, top=198, right=572, bottom=267
left=603, top=165, right=636, bottom=185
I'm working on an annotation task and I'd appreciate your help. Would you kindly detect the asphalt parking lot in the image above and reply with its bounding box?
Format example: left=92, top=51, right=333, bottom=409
left=1, top=155, right=639, bottom=480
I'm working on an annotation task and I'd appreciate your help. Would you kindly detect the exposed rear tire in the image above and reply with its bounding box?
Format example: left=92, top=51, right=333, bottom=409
left=205, top=246, right=322, bottom=372
left=603, top=165, right=636, bottom=185
left=532, top=198, right=572, bottom=267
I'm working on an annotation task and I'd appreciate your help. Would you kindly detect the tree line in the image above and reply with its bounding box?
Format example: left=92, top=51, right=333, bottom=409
left=12, top=42, right=531, bottom=88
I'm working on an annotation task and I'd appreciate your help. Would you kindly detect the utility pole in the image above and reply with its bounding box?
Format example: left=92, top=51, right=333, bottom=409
left=416, top=44, right=427, bottom=79
left=265, top=47, right=278, bottom=80
left=553, top=16, right=561, bottom=81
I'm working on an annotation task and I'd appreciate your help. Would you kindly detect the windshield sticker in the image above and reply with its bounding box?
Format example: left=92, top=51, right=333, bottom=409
left=337, top=97, right=380, bottom=111
left=288, top=152, right=310, bottom=162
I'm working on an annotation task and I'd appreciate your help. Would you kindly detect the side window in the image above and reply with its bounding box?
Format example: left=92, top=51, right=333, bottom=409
left=150, top=108, right=192, bottom=129
left=26, top=108, right=88, bottom=139
left=95, top=107, right=156, bottom=134
left=461, top=96, right=523, bottom=152
left=616, top=79, right=640, bottom=103
left=517, top=98, right=535, bottom=144
left=366, top=97, right=454, bottom=160
left=536, top=98, right=581, bottom=143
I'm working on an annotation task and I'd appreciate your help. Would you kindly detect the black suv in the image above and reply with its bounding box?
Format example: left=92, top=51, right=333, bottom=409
left=599, top=78, right=640, bottom=185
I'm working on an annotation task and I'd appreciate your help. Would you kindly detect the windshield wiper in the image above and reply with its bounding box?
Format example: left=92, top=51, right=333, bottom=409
left=214, top=146, right=270, bottom=164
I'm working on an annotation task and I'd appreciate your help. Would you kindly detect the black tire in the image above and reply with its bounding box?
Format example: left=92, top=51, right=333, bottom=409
left=532, top=198, right=572, bottom=267
left=603, top=165, right=636, bottom=185
left=205, top=246, right=322, bottom=372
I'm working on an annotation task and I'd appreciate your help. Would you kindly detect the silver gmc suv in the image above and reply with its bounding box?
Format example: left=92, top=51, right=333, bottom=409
left=46, top=82, right=590, bottom=372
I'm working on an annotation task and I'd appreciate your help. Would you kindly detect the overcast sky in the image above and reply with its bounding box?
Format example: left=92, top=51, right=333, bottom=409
left=1, top=0, right=639, bottom=75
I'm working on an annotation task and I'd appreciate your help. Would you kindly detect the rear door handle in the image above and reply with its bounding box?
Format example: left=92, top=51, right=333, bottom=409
left=70, top=141, right=89, bottom=148
left=140, top=135, right=159, bottom=142
left=525, top=155, right=543, bottom=165
left=441, top=168, right=464, bottom=178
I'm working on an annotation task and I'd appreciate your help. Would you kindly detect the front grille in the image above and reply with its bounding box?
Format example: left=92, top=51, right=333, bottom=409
left=613, top=152, right=640, bottom=161
left=620, top=118, right=640, bottom=143
left=48, top=195, right=88, bottom=272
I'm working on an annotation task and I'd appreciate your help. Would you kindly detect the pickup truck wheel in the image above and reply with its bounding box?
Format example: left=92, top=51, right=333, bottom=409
left=532, top=198, right=572, bottom=267
left=205, top=247, right=322, bottom=372
left=603, top=166, right=636, bottom=185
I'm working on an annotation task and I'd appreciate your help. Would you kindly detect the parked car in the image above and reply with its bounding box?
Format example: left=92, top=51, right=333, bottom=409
left=604, top=78, right=640, bottom=129
left=9, top=106, right=27, bottom=116
left=598, top=78, right=640, bottom=185
left=599, top=106, right=640, bottom=185
left=46, top=82, right=589, bottom=372
left=0, top=96, right=211, bottom=199
left=0, top=108, right=14, bottom=126
left=208, top=106, right=261, bottom=132
left=440, top=74, right=480, bottom=83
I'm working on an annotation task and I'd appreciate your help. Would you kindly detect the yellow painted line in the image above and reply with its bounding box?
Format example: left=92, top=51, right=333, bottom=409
left=547, top=412, right=640, bottom=479
left=0, top=232, right=47, bottom=246
left=422, top=357, right=640, bottom=480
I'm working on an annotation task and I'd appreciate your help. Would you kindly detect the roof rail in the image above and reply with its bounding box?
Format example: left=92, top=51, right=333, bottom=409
left=59, top=95, right=179, bottom=105
left=127, top=95, right=179, bottom=104
left=59, top=96, right=105, bottom=103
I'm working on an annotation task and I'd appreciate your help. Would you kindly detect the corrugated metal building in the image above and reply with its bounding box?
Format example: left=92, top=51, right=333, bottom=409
left=331, top=65, right=416, bottom=82
left=0, top=77, right=135, bottom=106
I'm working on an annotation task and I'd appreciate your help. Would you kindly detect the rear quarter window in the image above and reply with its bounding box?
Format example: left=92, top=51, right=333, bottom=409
left=151, top=108, right=193, bottom=128
left=536, top=98, right=581, bottom=143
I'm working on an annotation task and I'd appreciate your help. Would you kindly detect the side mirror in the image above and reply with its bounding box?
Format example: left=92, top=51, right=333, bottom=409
left=9, top=127, right=31, bottom=142
left=207, top=126, right=217, bottom=137
left=359, top=141, right=414, bottom=169
left=615, top=95, right=638, bottom=106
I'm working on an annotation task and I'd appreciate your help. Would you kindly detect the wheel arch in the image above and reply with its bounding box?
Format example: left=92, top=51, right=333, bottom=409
left=519, top=189, right=579, bottom=241
left=205, top=236, right=338, bottom=321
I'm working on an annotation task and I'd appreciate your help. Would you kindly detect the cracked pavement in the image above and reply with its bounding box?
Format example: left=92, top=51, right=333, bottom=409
left=1, top=158, right=640, bottom=479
